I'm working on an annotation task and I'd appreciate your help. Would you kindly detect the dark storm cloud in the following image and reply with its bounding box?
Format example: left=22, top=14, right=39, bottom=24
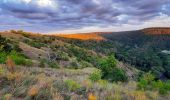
left=0, top=0, right=170, bottom=32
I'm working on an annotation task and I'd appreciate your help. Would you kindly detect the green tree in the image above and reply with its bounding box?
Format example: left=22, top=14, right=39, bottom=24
left=99, top=55, right=127, bottom=82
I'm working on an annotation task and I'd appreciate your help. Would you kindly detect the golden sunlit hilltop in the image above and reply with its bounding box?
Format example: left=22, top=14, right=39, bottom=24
left=142, top=27, right=170, bottom=35
left=55, top=32, right=111, bottom=41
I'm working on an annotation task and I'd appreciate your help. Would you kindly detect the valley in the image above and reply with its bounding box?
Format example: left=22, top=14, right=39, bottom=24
left=0, top=28, right=170, bottom=99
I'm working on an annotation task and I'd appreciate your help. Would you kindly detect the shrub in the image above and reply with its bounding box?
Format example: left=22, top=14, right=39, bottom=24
left=25, top=59, right=33, bottom=66
left=39, top=60, right=46, bottom=68
left=9, top=51, right=32, bottom=66
left=9, top=51, right=26, bottom=65
left=6, top=57, right=16, bottom=73
left=89, top=70, right=102, bottom=82
left=80, top=61, right=93, bottom=68
left=99, top=55, right=117, bottom=73
left=26, top=41, right=46, bottom=49
left=70, top=60, right=81, bottom=69
left=64, top=80, right=81, bottom=91
left=138, top=72, right=170, bottom=95
left=0, top=35, right=12, bottom=52
left=138, top=79, right=148, bottom=90
left=28, top=85, right=39, bottom=97
left=6, top=72, right=22, bottom=81
left=111, top=67, right=128, bottom=82
left=151, top=80, right=170, bottom=95
left=0, top=67, right=5, bottom=76
left=98, top=55, right=127, bottom=82
left=88, top=93, right=97, bottom=100
left=48, top=61, right=59, bottom=68
left=0, top=52, right=7, bottom=64
left=138, top=72, right=155, bottom=90
left=3, top=94, right=12, bottom=100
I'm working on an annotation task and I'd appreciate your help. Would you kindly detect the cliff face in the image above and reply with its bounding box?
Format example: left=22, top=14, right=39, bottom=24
left=142, top=27, right=170, bottom=35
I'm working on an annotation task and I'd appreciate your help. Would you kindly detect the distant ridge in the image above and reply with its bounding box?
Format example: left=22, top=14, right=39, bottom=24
left=54, top=32, right=112, bottom=41
left=142, top=27, right=170, bottom=35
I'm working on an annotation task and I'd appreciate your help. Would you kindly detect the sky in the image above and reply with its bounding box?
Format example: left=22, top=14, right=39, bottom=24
left=0, top=0, right=170, bottom=34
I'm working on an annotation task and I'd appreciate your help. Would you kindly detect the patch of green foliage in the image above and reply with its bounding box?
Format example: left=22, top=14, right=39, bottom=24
left=9, top=51, right=33, bottom=66
left=68, top=45, right=99, bottom=66
left=0, top=50, right=32, bottom=66
left=39, top=59, right=46, bottom=68
left=99, top=55, right=127, bottom=82
left=48, top=61, right=59, bottom=69
left=138, top=72, right=170, bottom=95
left=0, top=35, right=32, bottom=66
left=24, top=40, right=46, bottom=49
left=0, top=35, right=12, bottom=52
left=64, top=79, right=81, bottom=91
left=89, top=70, right=102, bottom=82
left=70, top=60, right=81, bottom=69
left=0, top=51, right=7, bottom=64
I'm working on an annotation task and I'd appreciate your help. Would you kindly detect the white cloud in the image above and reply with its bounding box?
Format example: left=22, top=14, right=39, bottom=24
left=22, top=0, right=31, bottom=4
left=36, top=0, right=54, bottom=7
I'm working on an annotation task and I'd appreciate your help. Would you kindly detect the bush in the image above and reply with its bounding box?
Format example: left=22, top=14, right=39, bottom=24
left=99, top=55, right=127, bottom=82
left=113, top=67, right=128, bottom=82
left=138, top=72, right=170, bottom=95
left=0, top=52, right=7, bottom=64
left=80, top=61, right=93, bottom=68
left=0, top=67, right=5, bottom=76
left=48, top=61, right=59, bottom=68
left=151, top=80, right=170, bottom=95
left=104, top=67, right=128, bottom=82
left=99, top=55, right=117, bottom=73
left=25, top=59, right=33, bottom=66
left=70, top=60, right=81, bottom=69
left=64, top=80, right=81, bottom=91
left=138, top=72, right=155, bottom=90
left=39, top=60, right=46, bottom=68
left=9, top=51, right=32, bottom=66
left=89, top=70, right=102, bottom=82
left=0, top=35, right=12, bottom=52
left=26, top=41, right=46, bottom=49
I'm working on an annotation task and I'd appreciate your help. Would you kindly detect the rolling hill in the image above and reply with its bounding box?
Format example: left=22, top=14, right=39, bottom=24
left=1, top=28, right=170, bottom=99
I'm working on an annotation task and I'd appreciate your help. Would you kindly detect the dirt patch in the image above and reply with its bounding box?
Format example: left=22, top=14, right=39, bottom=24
left=19, top=42, right=48, bottom=60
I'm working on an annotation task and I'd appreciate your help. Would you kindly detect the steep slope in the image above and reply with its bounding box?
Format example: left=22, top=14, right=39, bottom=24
left=53, top=27, right=170, bottom=79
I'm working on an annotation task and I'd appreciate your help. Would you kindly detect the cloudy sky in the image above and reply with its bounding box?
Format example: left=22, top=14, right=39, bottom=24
left=0, top=0, right=170, bottom=34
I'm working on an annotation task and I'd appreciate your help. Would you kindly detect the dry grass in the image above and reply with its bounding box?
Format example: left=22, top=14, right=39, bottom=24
left=28, top=85, right=39, bottom=97
left=88, top=93, right=97, bottom=100
left=0, top=64, right=170, bottom=100
left=19, top=42, right=47, bottom=60
left=6, top=57, right=16, bottom=73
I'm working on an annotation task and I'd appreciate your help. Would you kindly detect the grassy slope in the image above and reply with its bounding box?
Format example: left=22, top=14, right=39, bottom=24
left=0, top=30, right=170, bottom=99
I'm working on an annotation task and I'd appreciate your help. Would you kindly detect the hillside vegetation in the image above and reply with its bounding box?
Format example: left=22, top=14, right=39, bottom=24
left=57, top=28, right=170, bottom=79
left=0, top=28, right=170, bottom=100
